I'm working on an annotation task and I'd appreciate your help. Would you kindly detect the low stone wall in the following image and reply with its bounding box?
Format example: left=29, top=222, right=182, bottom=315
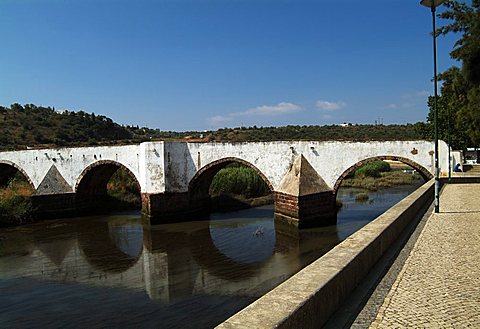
left=216, top=179, right=434, bottom=329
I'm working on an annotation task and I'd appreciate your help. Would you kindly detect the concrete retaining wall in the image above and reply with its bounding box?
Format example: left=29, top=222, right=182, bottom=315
left=216, top=179, right=434, bottom=329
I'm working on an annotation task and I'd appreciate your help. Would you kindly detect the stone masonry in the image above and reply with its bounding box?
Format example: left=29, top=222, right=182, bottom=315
left=274, top=155, right=336, bottom=227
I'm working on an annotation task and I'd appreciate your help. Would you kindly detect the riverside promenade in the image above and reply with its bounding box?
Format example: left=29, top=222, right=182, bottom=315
left=368, top=183, right=480, bottom=327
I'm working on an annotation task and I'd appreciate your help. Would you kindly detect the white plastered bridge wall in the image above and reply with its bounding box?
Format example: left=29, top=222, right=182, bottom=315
left=0, top=144, right=144, bottom=193
left=166, top=140, right=446, bottom=193
left=0, top=140, right=447, bottom=195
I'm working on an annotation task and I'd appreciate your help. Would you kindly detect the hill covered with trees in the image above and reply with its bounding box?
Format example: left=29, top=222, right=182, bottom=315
left=1, top=103, right=430, bottom=151
left=210, top=123, right=427, bottom=142
left=0, top=104, right=135, bottom=149
left=1, top=103, right=427, bottom=150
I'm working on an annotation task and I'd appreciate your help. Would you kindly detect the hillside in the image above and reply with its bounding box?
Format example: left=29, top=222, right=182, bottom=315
left=0, top=103, right=428, bottom=151
left=0, top=104, right=136, bottom=150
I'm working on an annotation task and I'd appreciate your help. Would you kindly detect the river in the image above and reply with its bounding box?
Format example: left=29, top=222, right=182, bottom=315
left=0, top=182, right=423, bottom=328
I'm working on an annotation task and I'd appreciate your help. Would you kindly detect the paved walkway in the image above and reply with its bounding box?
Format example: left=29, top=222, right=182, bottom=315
left=369, top=183, right=480, bottom=328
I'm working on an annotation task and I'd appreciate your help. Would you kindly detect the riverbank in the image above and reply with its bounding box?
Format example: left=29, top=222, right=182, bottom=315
left=341, top=171, right=421, bottom=191
left=340, top=161, right=421, bottom=191
left=210, top=194, right=274, bottom=212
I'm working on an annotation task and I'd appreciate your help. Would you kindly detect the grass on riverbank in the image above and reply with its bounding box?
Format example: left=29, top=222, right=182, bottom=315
left=341, top=170, right=421, bottom=191
left=340, top=160, right=421, bottom=191
left=0, top=179, right=34, bottom=226
left=209, top=164, right=272, bottom=211
left=210, top=164, right=271, bottom=198
left=210, top=194, right=274, bottom=212
left=106, top=168, right=141, bottom=209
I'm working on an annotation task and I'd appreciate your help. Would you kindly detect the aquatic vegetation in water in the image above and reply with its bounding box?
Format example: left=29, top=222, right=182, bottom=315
left=355, top=192, right=369, bottom=202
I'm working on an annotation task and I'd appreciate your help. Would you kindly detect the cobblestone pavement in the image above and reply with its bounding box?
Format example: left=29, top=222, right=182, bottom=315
left=369, top=184, right=480, bottom=328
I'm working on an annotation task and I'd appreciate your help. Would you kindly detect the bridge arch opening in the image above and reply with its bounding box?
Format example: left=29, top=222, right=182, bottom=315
left=0, top=161, right=35, bottom=190
left=75, top=160, right=141, bottom=214
left=333, top=156, right=432, bottom=194
left=189, top=157, right=274, bottom=214
left=189, top=221, right=275, bottom=281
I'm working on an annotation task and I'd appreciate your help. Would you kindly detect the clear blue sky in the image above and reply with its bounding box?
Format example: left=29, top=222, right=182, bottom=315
left=0, top=0, right=459, bottom=131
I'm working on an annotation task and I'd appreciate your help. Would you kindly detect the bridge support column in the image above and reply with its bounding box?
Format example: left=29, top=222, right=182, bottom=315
left=142, top=192, right=197, bottom=223
left=274, top=155, right=337, bottom=228
left=274, top=191, right=336, bottom=228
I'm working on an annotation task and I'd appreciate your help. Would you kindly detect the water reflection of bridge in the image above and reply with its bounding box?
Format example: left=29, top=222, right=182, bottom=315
left=0, top=214, right=340, bottom=303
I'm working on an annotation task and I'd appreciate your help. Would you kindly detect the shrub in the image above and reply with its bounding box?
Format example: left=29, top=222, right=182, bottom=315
left=210, top=165, right=270, bottom=198
left=107, top=167, right=141, bottom=206
left=0, top=178, right=33, bottom=226
left=355, top=160, right=391, bottom=178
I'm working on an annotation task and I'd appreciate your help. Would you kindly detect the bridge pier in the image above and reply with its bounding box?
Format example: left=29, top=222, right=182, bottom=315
left=141, top=192, right=203, bottom=223
left=274, top=191, right=336, bottom=228
left=273, top=155, right=337, bottom=228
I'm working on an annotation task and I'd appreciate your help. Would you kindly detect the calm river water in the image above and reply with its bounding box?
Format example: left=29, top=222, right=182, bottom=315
left=0, top=183, right=422, bottom=328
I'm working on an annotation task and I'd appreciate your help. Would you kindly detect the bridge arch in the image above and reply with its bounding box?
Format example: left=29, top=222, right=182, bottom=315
left=75, top=160, right=141, bottom=193
left=0, top=160, right=35, bottom=189
left=188, top=157, right=274, bottom=206
left=333, top=155, right=433, bottom=194
left=75, top=160, right=141, bottom=212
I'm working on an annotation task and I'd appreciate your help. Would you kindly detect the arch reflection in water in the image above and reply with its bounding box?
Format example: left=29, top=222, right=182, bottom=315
left=143, top=211, right=279, bottom=303
left=208, top=207, right=276, bottom=265
left=77, top=216, right=144, bottom=273
left=2, top=207, right=341, bottom=305
left=108, top=221, right=144, bottom=258
left=0, top=184, right=422, bottom=328
left=144, top=205, right=341, bottom=302
left=9, top=208, right=341, bottom=305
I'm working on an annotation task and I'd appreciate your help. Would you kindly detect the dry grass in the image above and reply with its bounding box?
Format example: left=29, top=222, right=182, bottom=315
left=0, top=180, right=34, bottom=226
left=341, top=171, right=421, bottom=191
left=0, top=181, right=33, bottom=199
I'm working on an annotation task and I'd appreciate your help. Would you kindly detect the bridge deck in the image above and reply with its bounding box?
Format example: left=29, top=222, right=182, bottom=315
left=369, top=183, right=480, bottom=327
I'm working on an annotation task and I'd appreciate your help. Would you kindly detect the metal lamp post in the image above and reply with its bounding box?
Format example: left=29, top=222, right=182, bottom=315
left=421, top=0, right=445, bottom=213
left=448, top=103, right=451, bottom=182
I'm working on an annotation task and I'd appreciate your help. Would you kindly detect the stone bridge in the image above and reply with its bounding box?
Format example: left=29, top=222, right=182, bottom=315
left=0, top=140, right=448, bottom=227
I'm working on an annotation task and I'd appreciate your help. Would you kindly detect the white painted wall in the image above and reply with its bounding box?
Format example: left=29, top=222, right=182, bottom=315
left=183, top=140, right=446, bottom=191
left=0, top=140, right=447, bottom=195
left=0, top=144, right=142, bottom=192
left=451, top=150, right=463, bottom=169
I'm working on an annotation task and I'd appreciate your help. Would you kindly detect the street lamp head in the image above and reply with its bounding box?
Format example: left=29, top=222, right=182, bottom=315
left=420, top=0, right=446, bottom=8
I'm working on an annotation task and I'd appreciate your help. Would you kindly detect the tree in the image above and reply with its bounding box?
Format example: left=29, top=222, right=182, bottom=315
left=438, top=0, right=480, bottom=85
left=427, top=1, right=480, bottom=148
